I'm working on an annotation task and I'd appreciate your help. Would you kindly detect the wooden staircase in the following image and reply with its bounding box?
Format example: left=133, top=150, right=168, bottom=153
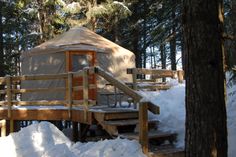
left=93, top=107, right=184, bottom=157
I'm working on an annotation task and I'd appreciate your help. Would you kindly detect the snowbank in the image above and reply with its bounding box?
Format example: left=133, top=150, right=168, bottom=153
left=0, top=77, right=235, bottom=157
left=141, top=77, right=236, bottom=156
left=139, top=80, right=185, bottom=148
left=0, top=122, right=145, bottom=157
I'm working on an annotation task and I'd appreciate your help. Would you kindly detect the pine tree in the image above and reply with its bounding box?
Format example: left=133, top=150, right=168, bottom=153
left=183, top=0, right=228, bottom=156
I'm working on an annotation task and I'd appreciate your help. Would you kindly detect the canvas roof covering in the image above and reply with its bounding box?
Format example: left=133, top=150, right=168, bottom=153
left=21, top=27, right=135, bottom=102
left=22, top=27, right=134, bottom=57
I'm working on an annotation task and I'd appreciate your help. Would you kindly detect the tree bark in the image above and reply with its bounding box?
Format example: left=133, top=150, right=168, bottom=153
left=183, top=0, right=228, bottom=157
left=0, top=1, right=5, bottom=101
left=228, top=0, right=236, bottom=68
left=0, top=1, right=4, bottom=77
left=170, top=1, right=177, bottom=70
left=160, top=44, right=166, bottom=69
left=160, top=44, right=166, bottom=82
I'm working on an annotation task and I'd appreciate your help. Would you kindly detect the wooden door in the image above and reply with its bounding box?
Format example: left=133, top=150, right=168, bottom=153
left=66, top=51, right=96, bottom=101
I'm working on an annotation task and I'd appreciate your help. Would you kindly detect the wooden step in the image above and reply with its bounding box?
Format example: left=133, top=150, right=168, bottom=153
left=93, top=108, right=139, bottom=121
left=149, top=144, right=184, bottom=157
left=98, top=118, right=159, bottom=136
left=103, top=119, right=159, bottom=126
left=119, top=131, right=177, bottom=143
left=103, top=119, right=139, bottom=126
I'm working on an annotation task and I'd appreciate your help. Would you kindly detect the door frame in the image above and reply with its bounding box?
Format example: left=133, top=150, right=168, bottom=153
left=65, top=51, right=97, bottom=101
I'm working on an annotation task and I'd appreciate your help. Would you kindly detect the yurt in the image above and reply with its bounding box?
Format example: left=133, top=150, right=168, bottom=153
left=21, top=27, right=135, bottom=102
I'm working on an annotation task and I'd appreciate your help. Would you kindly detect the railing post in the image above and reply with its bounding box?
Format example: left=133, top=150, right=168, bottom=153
left=132, top=68, right=138, bottom=108
left=0, top=119, right=6, bottom=137
left=132, top=68, right=138, bottom=90
left=83, top=68, right=89, bottom=106
left=67, top=73, right=73, bottom=119
left=83, top=68, right=89, bottom=121
left=139, top=102, right=149, bottom=155
left=6, top=76, right=14, bottom=133
left=177, top=70, right=184, bottom=83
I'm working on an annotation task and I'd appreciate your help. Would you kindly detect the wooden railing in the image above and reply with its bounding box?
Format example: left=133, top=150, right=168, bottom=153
left=0, top=67, right=161, bottom=154
left=127, top=68, right=184, bottom=91
left=0, top=68, right=97, bottom=132
left=94, top=67, right=159, bottom=154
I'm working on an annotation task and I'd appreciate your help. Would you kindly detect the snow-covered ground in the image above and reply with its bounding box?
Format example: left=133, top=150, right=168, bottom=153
left=141, top=76, right=236, bottom=157
left=0, top=75, right=235, bottom=157
left=0, top=122, right=145, bottom=157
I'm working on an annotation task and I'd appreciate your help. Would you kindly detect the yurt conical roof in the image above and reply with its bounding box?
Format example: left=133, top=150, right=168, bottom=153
left=22, top=27, right=134, bottom=57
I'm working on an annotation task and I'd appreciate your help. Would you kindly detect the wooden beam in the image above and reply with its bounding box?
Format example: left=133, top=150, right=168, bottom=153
left=12, top=100, right=67, bottom=106
left=132, top=68, right=138, bottom=90
left=83, top=69, right=89, bottom=106
left=139, top=102, right=149, bottom=155
left=73, top=84, right=96, bottom=91
left=0, top=119, right=6, bottom=137
left=12, top=87, right=66, bottom=94
left=12, top=73, right=68, bottom=81
left=177, top=70, right=184, bottom=83
left=72, top=122, right=79, bottom=142
left=67, top=73, right=73, bottom=119
left=6, top=76, right=13, bottom=133
left=147, top=102, right=160, bottom=114
left=83, top=69, right=89, bottom=122
left=0, top=108, right=93, bottom=124
left=127, top=68, right=176, bottom=78
left=138, top=84, right=171, bottom=90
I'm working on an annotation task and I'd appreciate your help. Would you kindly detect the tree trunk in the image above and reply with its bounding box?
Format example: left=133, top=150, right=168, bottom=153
left=183, top=0, right=228, bottom=157
left=142, top=0, right=147, bottom=68
left=170, top=2, right=177, bottom=70
left=0, top=1, right=4, bottom=77
left=133, top=26, right=141, bottom=68
left=160, top=44, right=166, bottom=69
left=37, top=0, right=46, bottom=43
left=229, top=0, right=236, bottom=68
left=181, top=34, right=185, bottom=71
left=131, top=3, right=141, bottom=68
left=0, top=1, right=5, bottom=101
left=160, top=44, right=166, bottom=82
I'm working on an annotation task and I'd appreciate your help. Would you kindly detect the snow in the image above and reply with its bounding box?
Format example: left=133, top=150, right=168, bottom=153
left=0, top=76, right=235, bottom=157
left=139, top=79, right=185, bottom=147
left=0, top=122, right=145, bottom=157
left=141, top=77, right=236, bottom=156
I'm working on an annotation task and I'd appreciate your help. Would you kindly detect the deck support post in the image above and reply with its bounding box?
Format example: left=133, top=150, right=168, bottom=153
left=139, top=102, right=149, bottom=155
left=6, top=76, right=14, bottom=133
left=83, top=68, right=89, bottom=122
left=0, top=119, right=6, bottom=137
left=132, top=68, right=138, bottom=90
left=67, top=73, right=73, bottom=119
left=79, top=123, right=89, bottom=142
left=72, top=122, right=79, bottom=142
left=177, top=70, right=184, bottom=83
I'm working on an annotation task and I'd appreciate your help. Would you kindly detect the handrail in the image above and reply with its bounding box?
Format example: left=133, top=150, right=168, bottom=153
left=127, top=68, right=184, bottom=91
left=94, top=66, right=159, bottom=154
left=0, top=68, right=96, bottom=115
left=94, top=67, right=159, bottom=114
left=0, top=66, right=159, bottom=154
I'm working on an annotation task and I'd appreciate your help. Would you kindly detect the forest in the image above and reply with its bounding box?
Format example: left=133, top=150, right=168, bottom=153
left=0, top=0, right=234, bottom=76
left=0, top=0, right=235, bottom=157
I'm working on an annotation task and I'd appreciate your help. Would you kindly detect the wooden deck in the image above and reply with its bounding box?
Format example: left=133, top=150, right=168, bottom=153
left=0, top=67, right=184, bottom=157
left=0, top=105, right=138, bottom=124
